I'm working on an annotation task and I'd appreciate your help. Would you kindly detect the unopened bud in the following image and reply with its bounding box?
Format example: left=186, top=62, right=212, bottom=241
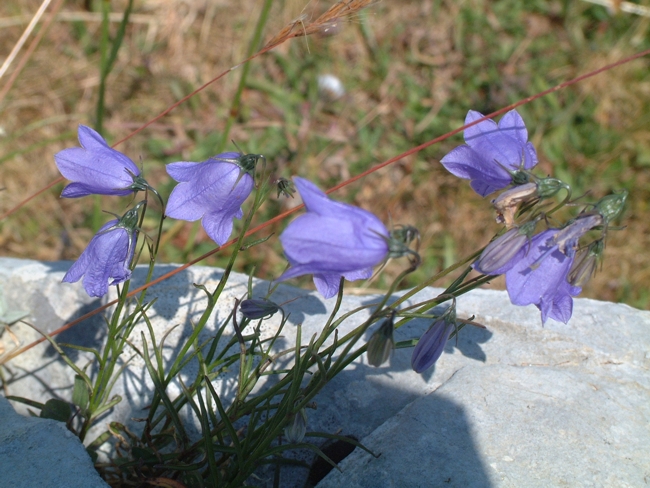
left=366, top=313, right=395, bottom=367
left=474, top=221, right=537, bottom=275
left=240, top=298, right=281, bottom=320
left=285, top=408, right=308, bottom=443
left=411, top=305, right=456, bottom=374
left=595, top=190, right=628, bottom=224
left=535, top=177, right=566, bottom=199
left=568, top=240, right=603, bottom=287
left=276, top=177, right=295, bottom=199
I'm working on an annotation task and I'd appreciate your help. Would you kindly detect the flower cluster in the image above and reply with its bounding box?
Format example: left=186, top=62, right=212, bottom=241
left=55, top=127, right=259, bottom=296
left=54, top=107, right=627, bottom=382
left=441, top=109, right=627, bottom=324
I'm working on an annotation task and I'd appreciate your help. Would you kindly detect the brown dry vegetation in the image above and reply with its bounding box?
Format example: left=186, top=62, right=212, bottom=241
left=1, top=0, right=649, bottom=308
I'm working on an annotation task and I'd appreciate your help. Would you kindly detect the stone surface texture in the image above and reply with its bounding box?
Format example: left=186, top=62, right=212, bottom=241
left=0, top=257, right=648, bottom=487
left=0, top=395, right=108, bottom=488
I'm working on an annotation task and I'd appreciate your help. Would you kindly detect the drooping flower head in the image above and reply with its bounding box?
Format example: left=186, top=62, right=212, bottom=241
left=411, top=304, right=456, bottom=374
left=504, top=213, right=603, bottom=324
left=165, top=152, right=258, bottom=246
left=55, top=125, right=146, bottom=197
left=63, top=205, right=141, bottom=297
left=276, top=177, right=390, bottom=298
left=440, top=110, right=538, bottom=196
left=504, top=229, right=580, bottom=324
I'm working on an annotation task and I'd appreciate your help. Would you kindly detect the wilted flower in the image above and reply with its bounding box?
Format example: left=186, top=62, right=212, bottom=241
left=285, top=408, right=308, bottom=443
left=240, top=298, right=281, bottom=320
left=63, top=207, right=140, bottom=297
left=276, top=177, right=389, bottom=299
left=366, top=312, right=395, bottom=367
left=411, top=306, right=456, bottom=374
left=55, top=125, right=146, bottom=197
left=165, top=152, right=256, bottom=246
left=440, top=110, right=538, bottom=196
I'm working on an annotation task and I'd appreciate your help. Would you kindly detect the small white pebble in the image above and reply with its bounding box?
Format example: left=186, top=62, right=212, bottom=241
left=317, top=74, right=345, bottom=101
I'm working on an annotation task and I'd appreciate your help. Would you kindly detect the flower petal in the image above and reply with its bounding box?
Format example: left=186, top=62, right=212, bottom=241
left=313, top=273, right=344, bottom=298
left=165, top=160, right=254, bottom=241
left=497, top=110, right=528, bottom=145
left=54, top=125, right=140, bottom=197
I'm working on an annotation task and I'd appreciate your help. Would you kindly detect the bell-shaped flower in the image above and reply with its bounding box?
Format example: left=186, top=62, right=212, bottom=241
left=440, top=110, right=538, bottom=196
left=276, top=177, right=389, bottom=299
left=165, top=152, right=255, bottom=246
left=55, top=125, right=145, bottom=197
left=504, top=229, right=581, bottom=324
left=411, top=306, right=456, bottom=374
left=62, top=207, right=140, bottom=297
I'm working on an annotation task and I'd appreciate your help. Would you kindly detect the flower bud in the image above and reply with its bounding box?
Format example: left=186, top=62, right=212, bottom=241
left=366, top=313, right=395, bottom=367
left=595, top=190, right=628, bottom=224
left=285, top=408, right=308, bottom=443
left=240, top=298, right=281, bottom=320
left=411, top=305, right=456, bottom=374
left=474, top=220, right=537, bottom=275
left=276, top=177, right=296, bottom=199
left=535, top=177, right=567, bottom=199
left=568, top=240, right=603, bottom=288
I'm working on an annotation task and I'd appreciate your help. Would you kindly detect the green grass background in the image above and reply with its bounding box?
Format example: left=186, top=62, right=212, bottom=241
left=1, top=0, right=649, bottom=308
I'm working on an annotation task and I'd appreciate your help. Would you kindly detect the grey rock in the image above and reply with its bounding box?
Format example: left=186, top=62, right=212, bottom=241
left=318, top=291, right=650, bottom=487
left=0, top=395, right=108, bottom=488
left=1, top=257, right=649, bottom=488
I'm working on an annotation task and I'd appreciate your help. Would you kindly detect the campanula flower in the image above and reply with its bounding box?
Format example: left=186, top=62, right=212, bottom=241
left=505, top=229, right=581, bottom=324
left=55, top=125, right=145, bottom=197
left=411, top=306, right=456, bottom=374
left=440, top=110, right=538, bottom=196
left=63, top=207, right=140, bottom=297
left=165, top=152, right=255, bottom=246
left=276, top=177, right=389, bottom=299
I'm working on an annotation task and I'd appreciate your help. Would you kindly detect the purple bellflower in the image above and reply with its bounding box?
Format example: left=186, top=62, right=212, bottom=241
left=55, top=125, right=145, bottom=197
left=504, top=213, right=603, bottom=324
left=165, top=152, right=255, bottom=246
left=276, top=177, right=390, bottom=299
left=411, top=306, right=456, bottom=374
left=63, top=207, right=140, bottom=297
left=440, top=110, right=538, bottom=196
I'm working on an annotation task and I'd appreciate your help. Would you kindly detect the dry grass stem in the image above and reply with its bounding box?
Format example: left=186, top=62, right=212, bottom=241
left=0, top=0, right=52, bottom=80
left=264, top=0, right=376, bottom=49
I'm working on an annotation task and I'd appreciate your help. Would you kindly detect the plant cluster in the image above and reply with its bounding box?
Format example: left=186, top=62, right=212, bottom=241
left=9, top=105, right=624, bottom=486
